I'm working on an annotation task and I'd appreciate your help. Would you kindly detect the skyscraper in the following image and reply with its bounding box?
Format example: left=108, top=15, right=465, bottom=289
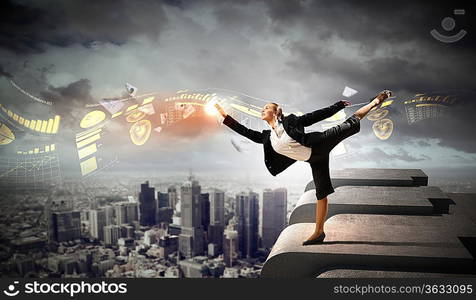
left=103, top=225, right=121, bottom=246
left=158, top=191, right=170, bottom=208
left=139, top=181, right=156, bottom=226
left=235, top=191, right=259, bottom=259
left=46, top=190, right=74, bottom=244
left=208, top=189, right=225, bottom=254
left=261, top=188, right=287, bottom=250
left=89, top=209, right=107, bottom=241
left=50, top=211, right=81, bottom=242
left=200, top=193, right=210, bottom=233
left=178, top=176, right=204, bottom=258
left=113, top=202, right=139, bottom=225
left=126, top=203, right=139, bottom=223
left=168, top=185, right=178, bottom=210
left=104, top=206, right=114, bottom=226
left=209, top=189, right=225, bottom=226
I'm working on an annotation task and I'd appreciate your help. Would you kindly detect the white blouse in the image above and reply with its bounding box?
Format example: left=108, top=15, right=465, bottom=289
left=268, top=120, right=312, bottom=161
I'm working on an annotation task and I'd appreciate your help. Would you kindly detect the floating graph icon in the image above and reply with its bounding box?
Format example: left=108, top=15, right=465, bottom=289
left=0, top=153, right=62, bottom=191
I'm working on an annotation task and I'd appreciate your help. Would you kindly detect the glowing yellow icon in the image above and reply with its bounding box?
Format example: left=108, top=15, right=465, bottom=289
left=205, top=101, right=218, bottom=116
left=80, top=110, right=106, bottom=128
left=80, top=156, right=98, bottom=176
left=372, top=118, right=393, bottom=140
left=126, top=110, right=146, bottom=123
left=367, top=108, right=389, bottom=121
left=130, top=120, right=152, bottom=146
left=0, top=122, right=15, bottom=145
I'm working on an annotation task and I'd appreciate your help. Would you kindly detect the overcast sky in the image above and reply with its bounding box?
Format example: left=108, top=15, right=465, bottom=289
left=1, top=0, right=475, bottom=185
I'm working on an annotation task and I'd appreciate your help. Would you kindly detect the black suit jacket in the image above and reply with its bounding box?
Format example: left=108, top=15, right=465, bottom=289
left=222, top=100, right=346, bottom=176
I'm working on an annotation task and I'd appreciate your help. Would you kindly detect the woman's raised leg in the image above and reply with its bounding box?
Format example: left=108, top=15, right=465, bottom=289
left=353, top=97, right=382, bottom=120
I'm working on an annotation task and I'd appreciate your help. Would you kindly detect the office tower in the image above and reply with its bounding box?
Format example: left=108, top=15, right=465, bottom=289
left=114, top=202, right=139, bottom=225
left=207, top=189, right=225, bottom=254
left=126, top=203, right=139, bottom=223
left=120, top=224, right=135, bottom=239
left=178, top=176, right=204, bottom=258
left=114, top=204, right=127, bottom=225
left=104, top=206, right=114, bottom=226
left=50, top=211, right=81, bottom=242
left=158, top=191, right=170, bottom=208
left=89, top=209, right=107, bottom=241
left=168, top=185, right=178, bottom=210
left=158, top=235, right=179, bottom=258
left=235, top=191, right=259, bottom=259
left=157, top=191, right=173, bottom=225
left=207, top=224, right=224, bottom=256
left=46, top=190, right=74, bottom=244
left=139, top=181, right=156, bottom=226
left=262, top=188, right=287, bottom=249
left=103, top=225, right=121, bottom=246
left=223, top=218, right=239, bottom=267
left=209, top=189, right=225, bottom=226
left=200, top=193, right=210, bottom=232
left=157, top=207, right=174, bottom=225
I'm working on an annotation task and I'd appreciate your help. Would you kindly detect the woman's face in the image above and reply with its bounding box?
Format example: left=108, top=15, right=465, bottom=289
left=261, top=103, right=277, bottom=122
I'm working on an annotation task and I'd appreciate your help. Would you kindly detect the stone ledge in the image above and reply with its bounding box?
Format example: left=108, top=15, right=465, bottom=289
left=261, top=215, right=475, bottom=278
left=305, top=168, right=428, bottom=192
left=289, top=186, right=453, bottom=225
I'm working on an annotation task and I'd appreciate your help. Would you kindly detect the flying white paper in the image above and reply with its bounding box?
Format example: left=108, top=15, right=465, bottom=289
left=342, top=86, right=358, bottom=97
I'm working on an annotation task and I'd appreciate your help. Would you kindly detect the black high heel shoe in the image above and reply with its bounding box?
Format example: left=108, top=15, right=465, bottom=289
left=302, top=232, right=326, bottom=245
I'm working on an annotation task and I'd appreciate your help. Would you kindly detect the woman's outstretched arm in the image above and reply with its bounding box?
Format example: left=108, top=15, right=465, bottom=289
left=215, top=103, right=264, bottom=144
left=297, top=100, right=347, bottom=127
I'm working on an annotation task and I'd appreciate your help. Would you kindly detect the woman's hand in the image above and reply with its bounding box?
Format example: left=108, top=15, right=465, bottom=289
left=214, top=103, right=227, bottom=118
left=340, top=100, right=352, bottom=107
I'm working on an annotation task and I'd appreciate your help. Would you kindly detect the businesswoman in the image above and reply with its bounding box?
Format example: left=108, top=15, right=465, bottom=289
left=214, top=91, right=390, bottom=245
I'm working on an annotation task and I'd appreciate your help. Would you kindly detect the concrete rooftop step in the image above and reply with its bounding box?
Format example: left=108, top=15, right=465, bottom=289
left=290, top=185, right=453, bottom=225
left=318, top=269, right=476, bottom=278
left=261, top=214, right=475, bottom=278
left=305, top=168, right=428, bottom=192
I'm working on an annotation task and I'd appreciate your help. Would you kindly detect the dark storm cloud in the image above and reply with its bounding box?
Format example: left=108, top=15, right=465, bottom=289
left=267, top=0, right=476, bottom=91
left=0, top=0, right=170, bottom=54
left=40, top=79, right=95, bottom=129
left=264, top=0, right=476, bottom=49
left=0, top=65, right=12, bottom=78
left=43, top=79, right=94, bottom=105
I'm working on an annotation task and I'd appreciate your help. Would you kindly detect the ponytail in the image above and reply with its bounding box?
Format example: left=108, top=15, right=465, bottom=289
left=276, top=107, right=283, bottom=121
left=270, top=102, right=283, bottom=121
